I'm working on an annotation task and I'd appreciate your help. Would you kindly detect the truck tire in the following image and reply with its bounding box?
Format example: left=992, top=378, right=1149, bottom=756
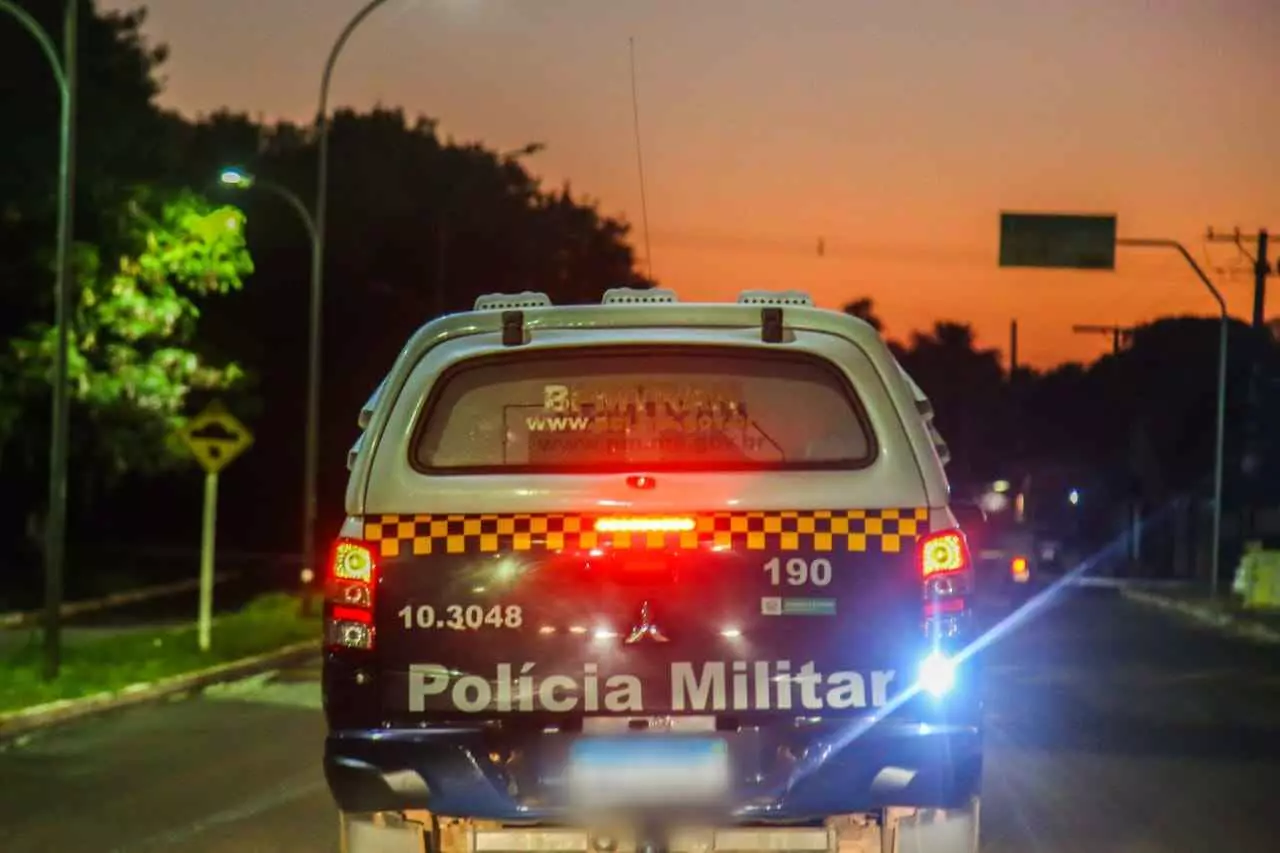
left=884, top=797, right=979, bottom=853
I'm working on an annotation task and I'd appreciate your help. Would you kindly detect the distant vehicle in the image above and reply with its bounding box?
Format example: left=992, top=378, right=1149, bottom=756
left=1030, top=527, right=1066, bottom=575
left=951, top=499, right=1036, bottom=594
left=323, top=289, right=982, bottom=853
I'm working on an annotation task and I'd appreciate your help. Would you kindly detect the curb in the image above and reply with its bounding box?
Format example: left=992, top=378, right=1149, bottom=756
left=1120, top=587, right=1280, bottom=646
left=0, top=640, right=320, bottom=745
left=0, top=572, right=240, bottom=630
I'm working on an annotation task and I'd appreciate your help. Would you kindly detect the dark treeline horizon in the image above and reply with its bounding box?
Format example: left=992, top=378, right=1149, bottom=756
left=1, top=2, right=1277, bottom=610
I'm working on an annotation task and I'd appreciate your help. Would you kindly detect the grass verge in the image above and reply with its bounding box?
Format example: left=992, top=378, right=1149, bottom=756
left=0, top=593, right=320, bottom=714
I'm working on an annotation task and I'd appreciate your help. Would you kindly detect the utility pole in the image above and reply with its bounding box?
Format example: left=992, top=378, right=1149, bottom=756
left=1256, top=230, right=1270, bottom=328
left=1206, top=227, right=1275, bottom=544
left=1206, top=228, right=1272, bottom=329
left=1009, top=320, right=1019, bottom=376
left=1072, top=323, right=1134, bottom=355
left=2, top=0, right=80, bottom=681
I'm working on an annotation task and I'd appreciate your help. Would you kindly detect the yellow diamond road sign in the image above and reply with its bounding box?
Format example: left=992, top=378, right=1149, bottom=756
left=179, top=401, right=253, bottom=474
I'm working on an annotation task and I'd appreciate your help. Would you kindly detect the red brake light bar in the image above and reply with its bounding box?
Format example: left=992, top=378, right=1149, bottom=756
left=594, top=516, right=697, bottom=534
left=331, top=605, right=373, bottom=625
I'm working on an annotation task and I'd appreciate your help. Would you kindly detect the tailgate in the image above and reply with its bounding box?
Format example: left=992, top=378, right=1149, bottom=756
left=367, top=508, right=931, bottom=720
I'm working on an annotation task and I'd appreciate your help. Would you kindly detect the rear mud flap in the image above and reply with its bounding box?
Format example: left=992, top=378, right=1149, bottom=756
left=341, top=812, right=429, bottom=853
left=888, top=797, right=980, bottom=853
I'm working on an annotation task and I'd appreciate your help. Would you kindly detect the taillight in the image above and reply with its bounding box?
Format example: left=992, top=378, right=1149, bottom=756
left=325, top=538, right=376, bottom=651
left=1011, top=555, right=1030, bottom=583
left=918, top=528, right=971, bottom=640
left=919, top=529, right=969, bottom=578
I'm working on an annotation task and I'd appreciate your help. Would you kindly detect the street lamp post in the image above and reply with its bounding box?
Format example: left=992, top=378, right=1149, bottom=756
left=305, top=0, right=393, bottom=604
left=219, top=168, right=318, bottom=612
left=218, top=170, right=322, bottom=607
left=999, top=213, right=1232, bottom=600
left=305, top=2, right=540, bottom=596
left=2, top=0, right=79, bottom=681
left=1117, top=238, right=1230, bottom=601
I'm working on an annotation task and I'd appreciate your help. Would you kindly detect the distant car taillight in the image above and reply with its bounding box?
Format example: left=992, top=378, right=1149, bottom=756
left=1011, top=555, right=1030, bottom=583
left=325, top=538, right=376, bottom=651
left=918, top=529, right=972, bottom=639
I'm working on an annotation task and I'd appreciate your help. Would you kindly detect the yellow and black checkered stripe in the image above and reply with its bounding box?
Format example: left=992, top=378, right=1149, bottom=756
left=362, top=509, right=930, bottom=558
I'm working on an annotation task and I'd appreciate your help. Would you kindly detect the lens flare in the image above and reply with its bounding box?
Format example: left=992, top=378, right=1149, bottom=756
left=919, top=651, right=956, bottom=697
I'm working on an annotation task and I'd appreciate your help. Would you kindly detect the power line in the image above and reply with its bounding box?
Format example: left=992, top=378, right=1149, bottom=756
left=645, top=229, right=990, bottom=266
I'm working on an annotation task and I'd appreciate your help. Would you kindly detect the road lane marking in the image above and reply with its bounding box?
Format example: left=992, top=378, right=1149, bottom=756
left=203, top=669, right=323, bottom=709
left=204, top=679, right=323, bottom=710
left=107, top=771, right=325, bottom=852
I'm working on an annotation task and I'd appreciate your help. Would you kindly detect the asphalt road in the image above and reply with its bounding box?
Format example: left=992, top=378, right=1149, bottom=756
left=1, top=587, right=1278, bottom=852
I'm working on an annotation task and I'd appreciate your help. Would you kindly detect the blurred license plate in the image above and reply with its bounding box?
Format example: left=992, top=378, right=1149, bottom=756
left=566, top=737, right=729, bottom=806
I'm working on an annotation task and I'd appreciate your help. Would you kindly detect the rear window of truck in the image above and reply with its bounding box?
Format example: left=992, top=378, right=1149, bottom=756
left=411, top=347, right=876, bottom=473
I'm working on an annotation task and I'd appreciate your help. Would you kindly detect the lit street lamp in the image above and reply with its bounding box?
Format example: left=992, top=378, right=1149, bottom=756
left=218, top=167, right=318, bottom=608
left=220, top=123, right=540, bottom=610
left=219, top=169, right=317, bottom=246
left=2, top=0, right=79, bottom=681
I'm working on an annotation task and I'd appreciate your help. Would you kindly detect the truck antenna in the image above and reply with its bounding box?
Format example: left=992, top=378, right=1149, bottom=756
left=629, top=36, right=654, bottom=281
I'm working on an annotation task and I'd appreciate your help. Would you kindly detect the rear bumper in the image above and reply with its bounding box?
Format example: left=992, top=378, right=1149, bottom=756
left=325, top=721, right=982, bottom=820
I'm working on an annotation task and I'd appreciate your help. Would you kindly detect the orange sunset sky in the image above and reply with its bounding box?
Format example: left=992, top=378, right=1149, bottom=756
left=107, top=0, right=1279, bottom=368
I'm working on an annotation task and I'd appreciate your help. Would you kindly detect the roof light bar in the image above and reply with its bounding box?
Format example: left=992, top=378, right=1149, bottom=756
left=601, top=287, right=679, bottom=305
left=738, top=289, right=815, bottom=307
left=473, top=292, right=553, bottom=311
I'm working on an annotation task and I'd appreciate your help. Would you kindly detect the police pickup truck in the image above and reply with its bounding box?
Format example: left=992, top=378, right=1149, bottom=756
left=324, top=289, right=982, bottom=853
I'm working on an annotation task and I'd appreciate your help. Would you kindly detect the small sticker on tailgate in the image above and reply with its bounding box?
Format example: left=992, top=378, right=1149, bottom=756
left=761, top=597, right=837, bottom=616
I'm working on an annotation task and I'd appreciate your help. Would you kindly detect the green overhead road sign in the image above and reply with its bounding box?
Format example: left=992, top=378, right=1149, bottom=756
left=999, top=212, right=1118, bottom=270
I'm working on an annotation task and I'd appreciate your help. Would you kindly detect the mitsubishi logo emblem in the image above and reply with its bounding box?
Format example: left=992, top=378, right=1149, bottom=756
left=624, top=600, right=670, bottom=644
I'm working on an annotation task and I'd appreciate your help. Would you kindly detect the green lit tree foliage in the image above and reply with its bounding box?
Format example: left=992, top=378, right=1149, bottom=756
left=0, top=189, right=252, bottom=476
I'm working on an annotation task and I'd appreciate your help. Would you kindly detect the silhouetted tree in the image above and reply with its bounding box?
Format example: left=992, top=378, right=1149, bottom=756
left=0, top=5, right=654, bottom=595
left=842, top=297, right=884, bottom=333
left=898, top=322, right=1007, bottom=483
left=205, top=107, right=650, bottom=554
left=1082, top=316, right=1256, bottom=501
left=1, top=2, right=171, bottom=364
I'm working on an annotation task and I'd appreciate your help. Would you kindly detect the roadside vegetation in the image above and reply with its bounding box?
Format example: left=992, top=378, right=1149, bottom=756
left=0, top=594, right=318, bottom=714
